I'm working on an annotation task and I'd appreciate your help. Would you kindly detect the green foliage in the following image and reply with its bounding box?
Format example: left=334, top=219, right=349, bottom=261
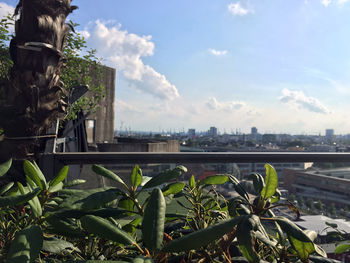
left=0, top=161, right=341, bottom=262
left=6, top=225, right=43, bottom=263
left=0, top=17, right=105, bottom=122
left=62, top=21, right=105, bottom=121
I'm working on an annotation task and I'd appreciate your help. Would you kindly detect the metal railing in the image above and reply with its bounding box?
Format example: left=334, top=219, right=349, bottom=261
left=49, top=152, right=350, bottom=165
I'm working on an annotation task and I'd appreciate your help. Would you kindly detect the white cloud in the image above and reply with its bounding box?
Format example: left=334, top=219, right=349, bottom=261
left=206, top=97, right=246, bottom=112
left=338, top=0, right=349, bottom=4
left=83, top=20, right=179, bottom=100
left=209, top=49, right=228, bottom=56
left=279, top=89, right=330, bottom=114
left=115, top=99, right=142, bottom=113
left=228, top=2, right=253, bottom=16
left=0, top=2, right=14, bottom=18
left=321, top=0, right=331, bottom=6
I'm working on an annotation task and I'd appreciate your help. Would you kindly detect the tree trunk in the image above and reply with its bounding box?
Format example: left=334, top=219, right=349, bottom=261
left=0, top=0, right=77, bottom=160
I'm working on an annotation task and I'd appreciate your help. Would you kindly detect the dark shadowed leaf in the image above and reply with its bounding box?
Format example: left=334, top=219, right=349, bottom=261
left=163, top=215, right=245, bottom=252
left=142, top=188, right=166, bottom=251
left=81, top=215, right=135, bottom=245
left=42, top=237, right=79, bottom=254
left=6, top=225, right=43, bottom=263
left=247, top=172, right=265, bottom=194
left=0, top=186, right=40, bottom=207
left=143, top=166, right=187, bottom=189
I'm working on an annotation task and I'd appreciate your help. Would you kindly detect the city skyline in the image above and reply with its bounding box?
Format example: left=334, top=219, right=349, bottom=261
left=2, top=1, right=350, bottom=133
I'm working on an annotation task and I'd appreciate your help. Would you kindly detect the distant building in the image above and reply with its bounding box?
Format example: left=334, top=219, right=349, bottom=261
left=251, top=127, right=258, bottom=134
left=188, top=129, right=196, bottom=138
left=284, top=167, right=350, bottom=206
left=85, top=66, right=116, bottom=144
left=208, top=126, right=218, bottom=137
left=325, top=129, right=335, bottom=142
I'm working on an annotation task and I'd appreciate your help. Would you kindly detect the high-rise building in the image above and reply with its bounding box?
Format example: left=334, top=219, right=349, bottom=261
left=188, top=129, right=196, bottom=138
left=325, top=129, right=335, bottom=142
left=209, top=126, right=218, bottom=137
left=251, top=127, right=258, bottom=135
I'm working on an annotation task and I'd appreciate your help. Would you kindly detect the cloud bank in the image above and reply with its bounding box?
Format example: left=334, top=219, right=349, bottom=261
left=279, top=89, right=330, bottom=114
left=82, top=20, right=179, bottom=100
left=206, top=97, right=247, bottom=112
left=0, top=2, right=14, bottom=18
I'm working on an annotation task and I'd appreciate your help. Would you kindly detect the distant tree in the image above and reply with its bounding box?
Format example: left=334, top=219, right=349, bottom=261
left=306, top=198, right=314, bottom=210
left=315, top=200, right=323, bottom=211
left=329, top=203, right=336, bottom=216
left=297, top=195, right=304, bottom=207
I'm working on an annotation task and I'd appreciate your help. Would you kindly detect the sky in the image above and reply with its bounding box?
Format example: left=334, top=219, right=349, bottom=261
left=1, top=0, right=350, bottom=135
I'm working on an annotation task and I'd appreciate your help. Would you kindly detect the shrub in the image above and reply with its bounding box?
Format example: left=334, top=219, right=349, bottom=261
left=0, top=160, right=341, bottom=262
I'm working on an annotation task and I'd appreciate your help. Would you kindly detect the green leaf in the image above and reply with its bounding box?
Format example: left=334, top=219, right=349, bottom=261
left=80, top=215, right=135, bottom=245
left=189, top=175, right=196, bottom=189
left=131, top=165, right=143, bottom=188
left=63, top=179, right=86, bottom=188
left=48, top=181, right=63, bottom=193
left=289, top=235, right=315, bottom=260
left=0, top=158, right=11, bottom=177
left=143, top=166, right=187, bottom=189
left=118, top=197, right=134, bottom=215
left=142, top=188, right=166, bottom=251
left=236, top=215, right=260, bottom=263
left=92, top=164, right=126, bottom=186
left=274, top=217, right=313, bottom=243
left=18, top=182, right=42, bottom=217
left=162, top=182, right=185, bottom=196
left=247, top=172, right=265, bottom=194
left=229, top=175, right=250, bottom=201
left=0, top=187, right=40, bottom=207
left=49, top=166, right=69, bottom=188
left=6, top=225, right=43, bottom=263
left=58, top=188, right=122, bottom=211
left=130, top=257, right=155, bottom=263
left=274, top=217, right=315, bottom=260
left=163, top=215, right=245, bottom=253
left=42, top=237, right=78, bottom=254
left=0, top=181, right=14, bottom=195
left=334, top=243, right=350, bottom=254
left=23, top=160, right=46, bottom=190
left=46, top=217, right=84, bottom=238
left=270, top=189, right=281, bottom=204
left=199, top=174, right=229, bottom=186
left=261, top=164, right=278, bottom=200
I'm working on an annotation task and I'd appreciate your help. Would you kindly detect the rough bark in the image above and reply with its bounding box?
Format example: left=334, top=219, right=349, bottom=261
left=0, top=0, right=77, bottom=159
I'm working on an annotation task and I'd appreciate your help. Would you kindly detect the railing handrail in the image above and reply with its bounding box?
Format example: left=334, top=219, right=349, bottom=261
left=49, top=152, right=350, bottom=164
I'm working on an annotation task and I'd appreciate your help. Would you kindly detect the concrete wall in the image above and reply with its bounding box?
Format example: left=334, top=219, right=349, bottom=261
left=97, top=140, right=180, bottom=152
left=87, top=66, right=116, bottom=143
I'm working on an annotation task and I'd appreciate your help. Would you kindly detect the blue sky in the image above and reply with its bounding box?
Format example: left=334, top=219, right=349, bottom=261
left=2, top=0, right=350, bottom=134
